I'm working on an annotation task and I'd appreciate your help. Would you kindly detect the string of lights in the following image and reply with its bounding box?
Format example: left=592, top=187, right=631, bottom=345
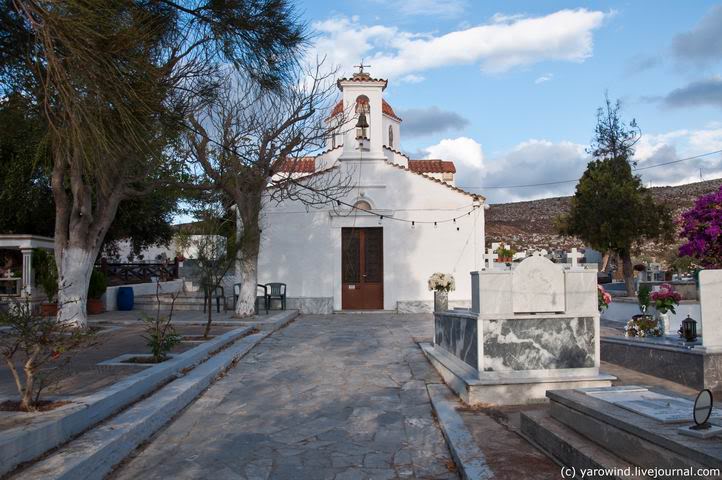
left=178, top=119, right=481, bottom=229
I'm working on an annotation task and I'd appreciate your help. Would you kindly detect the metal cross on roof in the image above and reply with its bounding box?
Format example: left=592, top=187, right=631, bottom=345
left=354, top=60, right=371, bottom=74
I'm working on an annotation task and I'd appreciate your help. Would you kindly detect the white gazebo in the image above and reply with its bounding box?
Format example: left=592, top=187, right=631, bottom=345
left=0, top=234, right=54, bottom=299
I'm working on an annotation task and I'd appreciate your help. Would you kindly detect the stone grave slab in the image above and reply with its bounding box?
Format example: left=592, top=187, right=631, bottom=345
left=579, top=386, right=722, bottom=424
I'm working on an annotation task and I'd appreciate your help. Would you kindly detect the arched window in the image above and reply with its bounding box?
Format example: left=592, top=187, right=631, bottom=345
left=388, top=126, right=394, bottom=148
left=355, top=95, right=370, bottom=114
left=355, top=95, right=370, bottom=139
left=354, top=200, right=372, bottom=211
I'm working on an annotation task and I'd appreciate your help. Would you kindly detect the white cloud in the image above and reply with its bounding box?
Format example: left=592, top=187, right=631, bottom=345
left=633, top=128, right=722, bottom=186
left=534, top=73, right=553, bottom=84
left=423, top=137, right=485, bottom=186
left=310, top=9, right=608, bottom=80
left=398, top=74, right=425, bottom=84
left=420, top=129, right=722, bottom=203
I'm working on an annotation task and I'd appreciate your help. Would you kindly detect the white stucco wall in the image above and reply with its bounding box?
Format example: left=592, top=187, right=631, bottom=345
left=257, top=158, right=484, bottom=312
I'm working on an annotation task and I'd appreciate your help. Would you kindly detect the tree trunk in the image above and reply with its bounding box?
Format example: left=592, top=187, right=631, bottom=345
left=234, top=191, right=262, bottom=318
left=204, top=291, right=213, bottom=338
left=56, top=246, right=95, bottom=327
left=600, top=250, right=611, bottom=272
left=620, top=250, right=636, bottom=297
left=235, top=252, right=258, bottom=317
left=51, top=157, right=123, bottom=328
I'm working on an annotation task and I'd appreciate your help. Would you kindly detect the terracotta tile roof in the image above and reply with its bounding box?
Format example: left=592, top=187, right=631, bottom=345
left=381, top=100, right=402, bottom=121
left=408, top=159, right=456, bottom=174
left=330, top=99, right=402, bottom=121
left=381, top=148, right=483, bottom=200
left=273, top=157, right=315, bottom=173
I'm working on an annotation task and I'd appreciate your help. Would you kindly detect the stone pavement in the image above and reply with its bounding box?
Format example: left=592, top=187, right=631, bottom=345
left=111, top=314, right=458, bottom=480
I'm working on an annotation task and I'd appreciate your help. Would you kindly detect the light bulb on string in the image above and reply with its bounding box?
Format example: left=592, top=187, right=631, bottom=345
left=378, top=215, right=383, bottom=225
left=411, top=221, right=415, bottom=230
left=434, top=222, right=437, bottom=229
left=456, top=227, right=460, bottom=231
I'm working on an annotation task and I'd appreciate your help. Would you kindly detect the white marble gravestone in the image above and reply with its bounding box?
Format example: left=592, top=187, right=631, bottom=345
left=427, top=253, right=614, bottom=405
left=698, top=269, right=722, bottom=352
left=512, top=255, right=566, bottom=313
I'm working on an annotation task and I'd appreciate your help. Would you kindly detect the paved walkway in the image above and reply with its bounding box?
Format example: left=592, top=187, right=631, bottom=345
left=111, top=314, right=457, bottom=480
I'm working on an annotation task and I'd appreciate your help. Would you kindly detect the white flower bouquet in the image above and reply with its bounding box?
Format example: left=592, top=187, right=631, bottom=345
left=427, top=273, right=455, bottom=292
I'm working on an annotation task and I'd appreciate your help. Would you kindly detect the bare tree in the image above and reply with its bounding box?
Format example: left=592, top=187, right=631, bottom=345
left=3, top=1, right=305, bottom=327
left=185, top=61, right=352, bottom=317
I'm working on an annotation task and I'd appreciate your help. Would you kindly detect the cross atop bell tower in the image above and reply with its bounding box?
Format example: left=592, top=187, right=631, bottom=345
left=352, top=59, right=372, bottom=80
left=354, top=59, right=371, bottom=74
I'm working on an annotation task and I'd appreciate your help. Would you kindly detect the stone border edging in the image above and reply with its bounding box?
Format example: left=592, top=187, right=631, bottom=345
left=16, top=309, right=298, bottom=480
left=427, top=383, right=494, bottom=480
left=0, top=310, right=296, bottom=476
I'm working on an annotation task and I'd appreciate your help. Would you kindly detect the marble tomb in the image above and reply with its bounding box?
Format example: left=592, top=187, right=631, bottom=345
left=421, top=253, right=614, bottom=405
left=601, top=268, right=722, bottom=391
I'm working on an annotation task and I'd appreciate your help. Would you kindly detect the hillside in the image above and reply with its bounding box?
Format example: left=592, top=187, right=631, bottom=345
left=486, top=178, right=722, bottom=257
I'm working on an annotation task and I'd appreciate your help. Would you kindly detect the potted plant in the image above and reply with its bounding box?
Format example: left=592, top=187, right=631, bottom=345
left=496, top=244, right=514, bottom=263
left=650, top=283, right=681, bottom=336
left=428, top=273, right=455, bottom=312
left=32, top=249, right=58, bottom=317
left=87, top=269, right=108, bottom=315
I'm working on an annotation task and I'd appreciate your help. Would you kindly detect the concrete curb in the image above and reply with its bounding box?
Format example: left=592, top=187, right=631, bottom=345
left=0, top=310, right=296, bottom=476
left=426, top=383, right=494, bottom=480
left=11, top=309, right=298, bottom=480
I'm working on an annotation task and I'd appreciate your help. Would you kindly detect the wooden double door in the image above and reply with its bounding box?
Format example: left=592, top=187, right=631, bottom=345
left=342, top=227, right=384, bottom=309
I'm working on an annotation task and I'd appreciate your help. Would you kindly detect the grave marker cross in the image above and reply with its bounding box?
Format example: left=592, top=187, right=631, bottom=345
left=568, top=247, right=584, bottom=269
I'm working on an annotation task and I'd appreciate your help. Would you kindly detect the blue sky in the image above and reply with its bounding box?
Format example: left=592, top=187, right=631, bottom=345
left=299, top=1, right=722, bottom=203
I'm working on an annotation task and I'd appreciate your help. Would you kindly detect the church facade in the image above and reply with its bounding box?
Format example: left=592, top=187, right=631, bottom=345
left=257, top=70, right=486, bottom=313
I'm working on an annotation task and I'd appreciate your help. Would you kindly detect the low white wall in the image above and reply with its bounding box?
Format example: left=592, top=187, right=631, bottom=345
left=104, top=280, right=184, bottom=311
left=601, top=300, right=702, bottom=336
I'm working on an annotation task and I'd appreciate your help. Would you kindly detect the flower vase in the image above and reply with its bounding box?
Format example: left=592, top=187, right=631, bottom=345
left=656, top=310, right=671, bottom=336
left=434, top=290, right=448, bottom=312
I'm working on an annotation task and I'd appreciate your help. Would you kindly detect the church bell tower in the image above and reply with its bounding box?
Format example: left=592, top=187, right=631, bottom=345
left=335, top=63, right=388, bottom=161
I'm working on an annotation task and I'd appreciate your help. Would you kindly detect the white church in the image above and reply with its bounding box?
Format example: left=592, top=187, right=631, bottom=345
left=257, top=68, right=486, bottom=313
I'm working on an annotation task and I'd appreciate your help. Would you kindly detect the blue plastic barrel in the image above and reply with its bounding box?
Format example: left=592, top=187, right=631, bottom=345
left=117, top=287, right=134, bottom=311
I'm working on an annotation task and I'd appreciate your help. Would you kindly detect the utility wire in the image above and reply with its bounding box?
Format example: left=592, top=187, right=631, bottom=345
left=458, top=149, right=722, bottom=190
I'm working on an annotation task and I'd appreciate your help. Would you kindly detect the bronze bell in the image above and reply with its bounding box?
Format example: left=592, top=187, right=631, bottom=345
left=355, top=112, right=369, bottom=129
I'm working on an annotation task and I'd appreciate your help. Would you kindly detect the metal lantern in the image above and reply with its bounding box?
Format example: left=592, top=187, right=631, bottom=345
left=681, top=314, right=698, bottom=342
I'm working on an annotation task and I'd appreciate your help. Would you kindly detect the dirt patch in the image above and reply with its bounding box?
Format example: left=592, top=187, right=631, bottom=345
left=122, top=356, right=170, bottom=365
left=0, top=400, right=72, bottom=412
left=181, top=335, right=215, bottom=341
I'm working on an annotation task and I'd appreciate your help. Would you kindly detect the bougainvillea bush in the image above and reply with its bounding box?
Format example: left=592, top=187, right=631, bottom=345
left=678, top=185, right=722, bottom=268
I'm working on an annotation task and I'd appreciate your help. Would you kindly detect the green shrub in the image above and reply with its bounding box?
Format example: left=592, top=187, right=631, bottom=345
left=88, top=270, right=108, bottom=299
left=32, top=249, right=58, bottom=302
